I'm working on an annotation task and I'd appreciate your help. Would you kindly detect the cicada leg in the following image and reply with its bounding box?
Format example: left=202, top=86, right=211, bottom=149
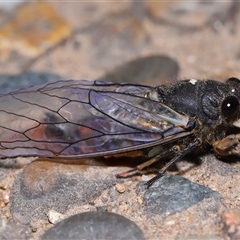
left=146, top=138, right=202, bottom=187
left=213, top=134, right=240, bottom=157
left=116, top=145, right=180, bottom=178
left=117, top=138, right=202, bottom=187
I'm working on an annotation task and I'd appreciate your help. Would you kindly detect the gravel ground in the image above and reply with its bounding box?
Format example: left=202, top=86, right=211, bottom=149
left=0, top=1, right=240, bottom=240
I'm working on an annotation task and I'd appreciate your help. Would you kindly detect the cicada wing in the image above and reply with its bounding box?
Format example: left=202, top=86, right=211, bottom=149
left=0, top=80, right=192, bottom=158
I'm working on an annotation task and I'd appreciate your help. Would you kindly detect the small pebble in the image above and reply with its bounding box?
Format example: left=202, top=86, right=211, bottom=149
left=0, top=182, right=7, bottom=190
left=221, top=209, right=240, bottom=239
left=115, top=183, right=126, bottom=193
left=101, top=196, right=109, bottom=204
left=47, top=210, right=64, bottom=224
left=136, top=196, right=143, bottom=204
left=41, top=212, right=145, bottom=240
left=2, top=191, right=9, bottom=205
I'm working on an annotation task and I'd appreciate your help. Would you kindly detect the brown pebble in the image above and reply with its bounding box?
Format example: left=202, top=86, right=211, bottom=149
left=47, top=210, right=64, bottom=224
left=115, top=184, right=126, bottom=193
left=136, top=196, right=143, bottom=204
left=222, top=209, right=240, bottom=239
left=5, top=212, right=11, bottom=219
left=0, top=182, right=7, bottom=190
left=2, top=191, right=9, bottom=205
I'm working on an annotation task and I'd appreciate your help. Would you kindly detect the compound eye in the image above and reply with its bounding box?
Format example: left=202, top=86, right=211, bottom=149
left=226, top=77, right=240, bottom=85
left=221, top=96, right=239, bottom=118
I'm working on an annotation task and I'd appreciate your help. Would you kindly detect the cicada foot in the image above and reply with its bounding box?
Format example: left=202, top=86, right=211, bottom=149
left=213, top=134, right=240, bottom=157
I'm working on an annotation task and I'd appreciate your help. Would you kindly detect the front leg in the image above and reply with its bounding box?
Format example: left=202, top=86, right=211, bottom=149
left=213, top=134, right=240, bottom=157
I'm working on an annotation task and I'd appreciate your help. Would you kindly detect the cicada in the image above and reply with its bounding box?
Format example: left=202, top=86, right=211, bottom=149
left=1, top=78, right=240, bottom=186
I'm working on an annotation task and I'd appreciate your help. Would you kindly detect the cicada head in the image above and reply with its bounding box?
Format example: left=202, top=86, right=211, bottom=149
left=224, top=77, right=240, bottom=127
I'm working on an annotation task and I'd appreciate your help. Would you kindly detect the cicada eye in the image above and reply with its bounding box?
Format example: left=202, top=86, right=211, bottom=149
left=221, top=96, right=239, bottom=118
left=226, top=77, right=240, bottom=85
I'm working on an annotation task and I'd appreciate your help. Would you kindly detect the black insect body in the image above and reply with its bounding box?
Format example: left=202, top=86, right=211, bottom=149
left=0, top=78, right=240, bottom=186
left=144, top=77, right=240, bottom=185
left=154, top=78, right=240, bottom=145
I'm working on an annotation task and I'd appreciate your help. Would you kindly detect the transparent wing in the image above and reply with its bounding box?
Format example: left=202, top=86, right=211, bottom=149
left=0, top=80, right=192, bottom=158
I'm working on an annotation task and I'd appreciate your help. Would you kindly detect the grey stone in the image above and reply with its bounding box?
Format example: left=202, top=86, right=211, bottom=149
left=141, top=175, right=222, bottom=216
left=41, top=212, right=145, bottom=240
